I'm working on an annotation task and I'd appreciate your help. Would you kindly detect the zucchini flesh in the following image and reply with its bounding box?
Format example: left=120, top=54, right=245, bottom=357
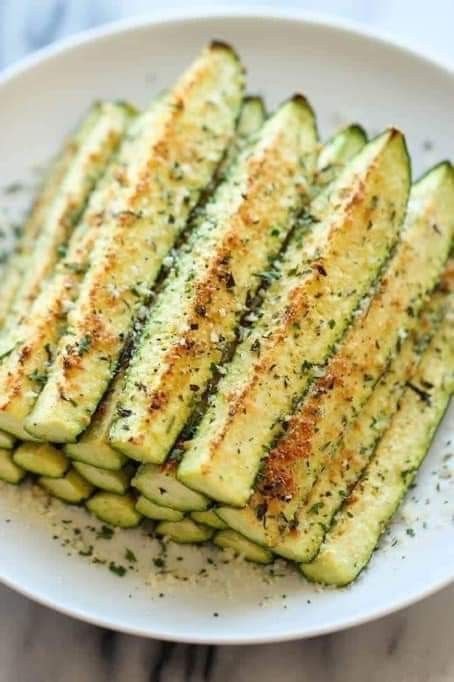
left=0, top=104, right=135, bottom=441
left=128, top=124, right=369, bottom=513
left=218, top=162, right=454, bottom=547
left=0, top=103, right=128, bottom=349
left=132, top=462, right=209, bottom=512
left=155, top=518, right=214, bottom=544
left=314, top=124, right=367, bottom=192
left=0, top=111, right=87, bottom=327
left=136, top=496, right=184, bottom=522
left=63, top=96, right=266, bottom=472
left=302, top=309, right=454, bottom=586
left=178, top=130, right=410, bottom=507
left=0, top=431, right=15, bottom=450
left=277, top=288, right=450, bottom=562
left=73, top=460, right=132, bottom=494
left=86, top=492, right=142, bottom=528
left=213, top=529, right=273, bottom=564
left=39, top=468, right=94, bottom=503
left=191, top=510, right=228, bottom=529
left=13, top=442, right=69, bottom=478
left=0, top=448, right=26, bottom=484
left=110, top=96, right=318, bottom=463
left=26, top=43, right=245, bottom=443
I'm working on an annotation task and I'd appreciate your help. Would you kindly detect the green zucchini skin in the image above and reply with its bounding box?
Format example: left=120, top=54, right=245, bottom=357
left=86, top=492, right=142, bottom=528
left=0, top=102, right=134, bottom=441
left=301, top=305, right=454, bottom=586
left=0, top=448, right=26, bottom=484
left=38, top=468, right=94, bottom=504
left=191, top=510, right=228, bottom=529
left=109, top=95, right=318, bottom=464
left=63, top=96, right=267, bottom=473
left=314, top=124, right=367, bottom=191
left=218, top=162, right=454, bottom=551
left=155, top=518, right=214, bottom=544
left=132, top=462, right=209, bottom=512
left=213, top=529, right=273, bottom=564
left=127, top=124, right=368, bottom=514
left=26, top=43, right=245, bottom=444
left=178, top=129, right=410, bottom=507
left=13, top=442, right=69, bottom=478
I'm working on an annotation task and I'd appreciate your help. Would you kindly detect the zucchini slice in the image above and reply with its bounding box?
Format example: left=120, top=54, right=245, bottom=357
left=110, top=96, right=318, bottom=463
left=73, top=461, right=133, bottom=494
left=136, top=496, right=184, bottom=522
left=0, top=102, right=129, bottom=349
left=0, top=110, right=87, bottom=327
left=26, top=43, right=245, bottom=443
left=132, top=462, right=209, bottom=512
left=13, top=442, right=69, bottom=478
left=213, top=529, right=273, bottom=564
left=178, top=129, right=410, bottom=506
left=127, top=124, right=368, bottom=513
left=218, top=162, right=454, bottom=548
left=63, top=96, right=267, bottom=472
left=0, top=103, right=135, bottom=441
left=38, top=468, right=94, bottom=503
left=155, top=518, right=214, bottom=544
left=0, top=449, right=26, bottom=484
left=86, top=492, right=142, bottom=528
left=191, top=510, right=228, bottom=530
left=302, top=309, right=454, bottom=586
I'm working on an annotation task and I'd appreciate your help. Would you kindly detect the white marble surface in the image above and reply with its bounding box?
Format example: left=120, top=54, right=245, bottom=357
left=0, top=2, right=453, bottom=680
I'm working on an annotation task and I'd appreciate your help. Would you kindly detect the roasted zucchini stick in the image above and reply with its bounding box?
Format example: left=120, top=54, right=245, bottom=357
left=136, top=496, right=184, bottom=522
left=64, top=96, right=267, bottom=471
left=0, top=102, right=128, bottom=349
left=155, top=518, right=214, bottom=544
left=0, top=449, right=26, bottom=484
left=213, top=529, right=273, bottom=563
left=218, top=162, right=454, bottom=549
left=26, top=43, right=245, bottom=443
left=302, top=306, right=454, bottom=586
left=128, top=124, right=368, bottom=513
left=38, top=468, right=94, bottom=504
left=0, top=114, right=87, bottom=327
left=86, top=492, right=142, bottom=528
left=73, top=461, right=133, bottom=494
left=178, top=129, right=410, bottom=506
left=13, top=442, right=69, bottom=478
left=110, top=95, right=318, bottom=463
left=0, top=103, right=134, bottom=440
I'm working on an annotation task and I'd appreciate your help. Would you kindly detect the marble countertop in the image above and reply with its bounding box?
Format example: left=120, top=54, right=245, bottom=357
left=0, top=2, right=453, bottom=680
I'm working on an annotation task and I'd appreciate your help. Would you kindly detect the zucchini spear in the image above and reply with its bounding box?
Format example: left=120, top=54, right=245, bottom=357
left=26, top=43, right=245, bottom=443
left=178, top=129, right=410, bottom=506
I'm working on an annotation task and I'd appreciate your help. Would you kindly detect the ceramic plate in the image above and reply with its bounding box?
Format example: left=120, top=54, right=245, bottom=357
left=0, top=7, right=452, bottom=643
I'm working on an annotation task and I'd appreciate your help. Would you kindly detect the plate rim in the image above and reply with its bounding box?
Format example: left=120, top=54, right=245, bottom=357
left=0, top=5, right=452, bottom=644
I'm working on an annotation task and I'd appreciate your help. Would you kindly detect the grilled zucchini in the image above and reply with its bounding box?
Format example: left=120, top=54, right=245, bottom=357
left=110, top=95, right=318, bottom=463
left=73, top=461, right=133, bottom=494
left=191, top=510, right=228, bottom=529
left=213, top=529, right=273, bottom=564
left=0, top=449, right=26, bottom=484
left=218, top=162, right=454, bottom=548
left=26, top=43, right=245, bottom=443
left=314, top=124, right=367, bottom=191
left=86, top=492, right=142, bottom=528
left=13, top=442, right=69, bottom=478
left=38, top=468, right=94, bottom=503
left=178, top=129, right=410, bottom=506
left=0, top=113, right=87, bottom=327
left=136, top=496, right=184, bottom=522
left=0, top=102, right=128, bottom=349
left=128, top=124, right=368, bottom=512
left=132, top=461, right=209, bottom=512
left=155, top=518, right=214, bottom=544
left=0, top=104, right=135, bottom=440
left=302, top=307, right=454, bottom=586
left=64, top=96, right=266, bottom=471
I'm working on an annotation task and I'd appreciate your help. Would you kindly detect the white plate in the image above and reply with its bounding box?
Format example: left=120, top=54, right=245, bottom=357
left=0, top=7, right=452, bottom=644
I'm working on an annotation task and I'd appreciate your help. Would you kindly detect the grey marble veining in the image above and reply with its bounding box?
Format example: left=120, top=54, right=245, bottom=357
left=0, top=2, right=453, bottom=680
